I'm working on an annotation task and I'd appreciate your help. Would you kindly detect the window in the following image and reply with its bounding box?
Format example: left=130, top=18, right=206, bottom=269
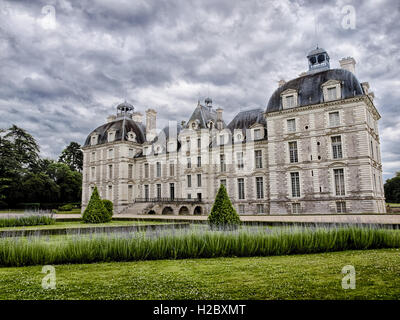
left=128, top=185, right=133, bottom=201
left=327, top=87, right=337, bottom=101
left=108, top=185, right=112, bottom=200
left=334, top=168, right=345, bottom=196
left=197, top=174, right=202, bottom=187
left=219, top=135, right=225, bottom=145
left=143, top=147, right=149, bottom=155
left=286, top=95, right=295, bottom=108
left=128, top=164, right=133, bottom=179
left=144, top=163, right=149, bottom=178
left=187, top=175, right=192, bottom=188
left=254, top=129, right=261, bottom=140
left=255, top=150, right=262, bottom=169
left=91, top=167, right=95, bottom=179
left=238, top=205, right=245, bottom=214
left=290, top=172, right=300, bottom=197
left=144, top=185, right=149, bottom=200
left=220, top=154, right=226, bottom=172
left=91, top=136, right=97, bottom=145
left=108, top=132, right=114, bottom=142
left=156, top=162, right=161, bottom=177
left=371, top=140, right=374, bottom=159
left=108, top=165, right=113, bottom=179
left=289, top=141, right=298, bottom=163
left=197, top=138, right=201, bottom=149
left=257, top=204, right=264, bottom=214
left=331, top=136, right=343, bottom=159
left=91, top=152, right=96, bottom=162
left=220, top=179, right=226, bottom=187
left=108, top=148, right=114, bottom=159
left=287, top=119, right=296, bottom=132
left=256, top=177, right=264, bottom=199
left=129, top=148, right=134, bottom=158
left=187, top=158, right=191, bottom=169
left=329, top=111, right=340, bottom=127
left=197, top=156, right=201, bottom=167
left=156, top=184, right=161, bottom=199
left=169, top=163, right=174, bottom=176
left=292, top=203, right=301, bottom=214
left=237, top=152, right=244, bottom=169
left=169, top=183, right=175, bottom=200
left=186, top=137, right=191, bottom=151
left=238, top=178, right=245, bottom=200
left=187, top=194, right=191, bottom=199
left=336, top=201, right=346, bottom=213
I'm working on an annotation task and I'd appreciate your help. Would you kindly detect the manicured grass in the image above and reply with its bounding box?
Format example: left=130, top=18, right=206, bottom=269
left=1, top=226, right=399, bottom=267
left=0, top=210, right=25, bottom=214
left=55, top=209, right=81, bottom=214
left=0, top=249, right=399, bottom=299
left=0, top=215, right=55, bottom=228
left=0, top=220, right=171, bottom=231
left=387, top=203, right=400, bottom=207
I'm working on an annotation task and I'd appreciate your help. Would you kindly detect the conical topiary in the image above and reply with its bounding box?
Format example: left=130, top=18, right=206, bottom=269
left=82, top=186, right=111, bottom=223
left=208, top=184, right=241, bottom=229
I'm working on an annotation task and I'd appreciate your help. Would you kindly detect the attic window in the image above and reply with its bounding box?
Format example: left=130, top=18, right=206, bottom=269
left=91, top=135, right=97, bottom=146
left=286, top=95, right=295, bottom=108
left=254, top=129, right=261, bottom=140
left=108, top=132, right=114, bottom=142
left=327, top=87, right=337, bottom=100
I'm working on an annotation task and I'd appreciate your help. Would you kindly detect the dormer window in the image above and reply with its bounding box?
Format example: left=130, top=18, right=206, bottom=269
left=219, top=134, right=225, bottom=145
left=281, top=89, right=298, bottom=109
left=322, top=80, right=341, bottom=102
left=207, top=120, right=214, bottom=129
left=91, top=135, right=98, bottom=146
left=127, top=130, right=136, bottom=142
left=254, top=129, right=261, bottom=140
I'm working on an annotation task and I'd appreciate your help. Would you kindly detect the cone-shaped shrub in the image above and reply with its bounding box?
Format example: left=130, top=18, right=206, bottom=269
left=82, top=186, right=111, bottom=223
left=208, top=184, right=241, bottom=229
left=101, top=199, right=114, bottom=219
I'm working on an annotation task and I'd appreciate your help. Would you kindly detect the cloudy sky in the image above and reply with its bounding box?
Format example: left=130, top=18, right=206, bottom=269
left=0, top=0, right=399, bottom=180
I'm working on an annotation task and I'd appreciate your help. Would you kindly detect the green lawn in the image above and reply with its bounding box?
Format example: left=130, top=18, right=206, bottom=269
left=387, top=203, right=400, bottom=207
left=0, top=249, right=399, bottom=300
left=0, top=220, right=171, bottom=231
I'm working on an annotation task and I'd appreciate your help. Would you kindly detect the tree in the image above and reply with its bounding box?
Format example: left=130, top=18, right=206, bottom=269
left=384, top=172, right=400, bottom=203
left=82, top=186, right=111, bottom=223
left=59, top=142, right=83, bottom=172
left=208, top=184, right=241, bottom=229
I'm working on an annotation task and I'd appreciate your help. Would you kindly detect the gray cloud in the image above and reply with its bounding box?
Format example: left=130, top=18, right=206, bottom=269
left=0, top=0, right=399, bottom=180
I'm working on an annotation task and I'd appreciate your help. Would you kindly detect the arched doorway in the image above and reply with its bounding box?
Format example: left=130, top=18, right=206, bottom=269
left=179, top=206, right=189, bottom=215
left=148, top=210, right=156, bottom=215
left=162, top=206, right=174, bottom=215
left=193, top=206, right=202, bottom=215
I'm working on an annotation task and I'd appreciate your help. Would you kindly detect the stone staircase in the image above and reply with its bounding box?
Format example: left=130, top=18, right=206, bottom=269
left=118, top=201, right=155, bottom=215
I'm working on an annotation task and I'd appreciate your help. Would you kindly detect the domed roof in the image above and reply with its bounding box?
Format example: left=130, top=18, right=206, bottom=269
left=117, top=101, right=134, bottom=110
left=266, top=69, right=365, bottom=113
left=83, top=118, right=146, bottom=146
left=307, top=47, right=327, bottom=57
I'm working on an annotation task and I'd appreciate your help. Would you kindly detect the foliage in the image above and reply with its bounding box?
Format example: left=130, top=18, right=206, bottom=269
left=59, top=142, right=83, bottom=172
left=0, top=225, right=399, bottom=267
left=0, top=215, right=55, bottom=228
left=384, top=172, right=400, bottom=204
left=58, top=204, right=74, bottom=211
left=101, top=199, right=114, bottom=218
left=0, top=200, right=8, bottom=209
left=208, top=184, right=241, bottom=229
left=82, top=186, right=111, bottom=223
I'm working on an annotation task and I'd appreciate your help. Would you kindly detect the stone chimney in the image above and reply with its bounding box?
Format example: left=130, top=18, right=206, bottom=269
left=278, top=79, right=286, bottom=87
left=107, top=115, right=116, bottom=123
left=361, top=82, right=370, bottom=94
left=216, top=108, right=223, bottom=130
left=145, top=109, right=157, bottom=141
left=132, top=111, right=143, bottom=123
left=339, top=57, right=356, bottom=74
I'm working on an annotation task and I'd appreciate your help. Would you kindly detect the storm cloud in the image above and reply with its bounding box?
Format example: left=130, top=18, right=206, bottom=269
left=0, top=0, right=399, bottom=180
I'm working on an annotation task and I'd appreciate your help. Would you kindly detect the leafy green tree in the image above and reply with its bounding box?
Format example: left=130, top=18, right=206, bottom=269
left=208, top=184, right=241, bottom=229
left=21, top=172, right=60, bottom=203
left=384, top=172, right=400, bottom=203
left=59, top=142, right=83, bottom=172
left=82, top=186, right=111, bottom=223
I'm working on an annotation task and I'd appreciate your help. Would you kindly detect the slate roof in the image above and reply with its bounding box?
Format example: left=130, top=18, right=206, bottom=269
left=187, top=103, right=222, bottom=129
left=84, top=119, right=146, bottom=146
left=266, top=69, right=365, bottom=113
left=227, top=109, right=265, bottom=132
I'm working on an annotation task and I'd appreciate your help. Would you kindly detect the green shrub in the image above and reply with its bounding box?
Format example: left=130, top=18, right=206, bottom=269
left=208, top=184, right=241, bottom=229
left=16, top=203, right=40, bottom=210
left=0, top=200, right=8, bottom=210
left=58, top=204, right=73, bottom=211
left=101, top=199, right=114, bottom=218
left=0, top=215, right=55, bottom=228
left=82, top=186, right=111, bottom=223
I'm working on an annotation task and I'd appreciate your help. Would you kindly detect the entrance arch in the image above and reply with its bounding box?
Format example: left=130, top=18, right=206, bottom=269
left=193, top=206, right=203, bottom=215
left=178, top=206, right=189, bottom=215
left=162, top=206, right=174, bottom=215
left=148, top=210, right=156, bottom=215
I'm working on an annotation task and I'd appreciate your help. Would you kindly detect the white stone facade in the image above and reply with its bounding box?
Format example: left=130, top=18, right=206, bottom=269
left=81, top=49, right=386, bottom=215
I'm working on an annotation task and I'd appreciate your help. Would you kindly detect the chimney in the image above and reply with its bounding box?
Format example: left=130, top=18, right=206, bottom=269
left=132, top=111, right=143, bottom=123
left=107, top=115, right=116, bottom=123
left=145, top=109, right=157, bottom=141
left=339, top=57, right=356, bottom=74
left=216, top=108, right=223, bottom=130
left=278, top=79, right=286, bottom=87
left=361, top=82, right=370, bottom=94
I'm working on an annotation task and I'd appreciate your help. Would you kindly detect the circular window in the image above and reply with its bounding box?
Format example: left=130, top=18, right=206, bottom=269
left=305, top=126, right=309, bottom=130
left=317, top=142, right=320, bottom=146
left=318, top=155, right=321, bottom=160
